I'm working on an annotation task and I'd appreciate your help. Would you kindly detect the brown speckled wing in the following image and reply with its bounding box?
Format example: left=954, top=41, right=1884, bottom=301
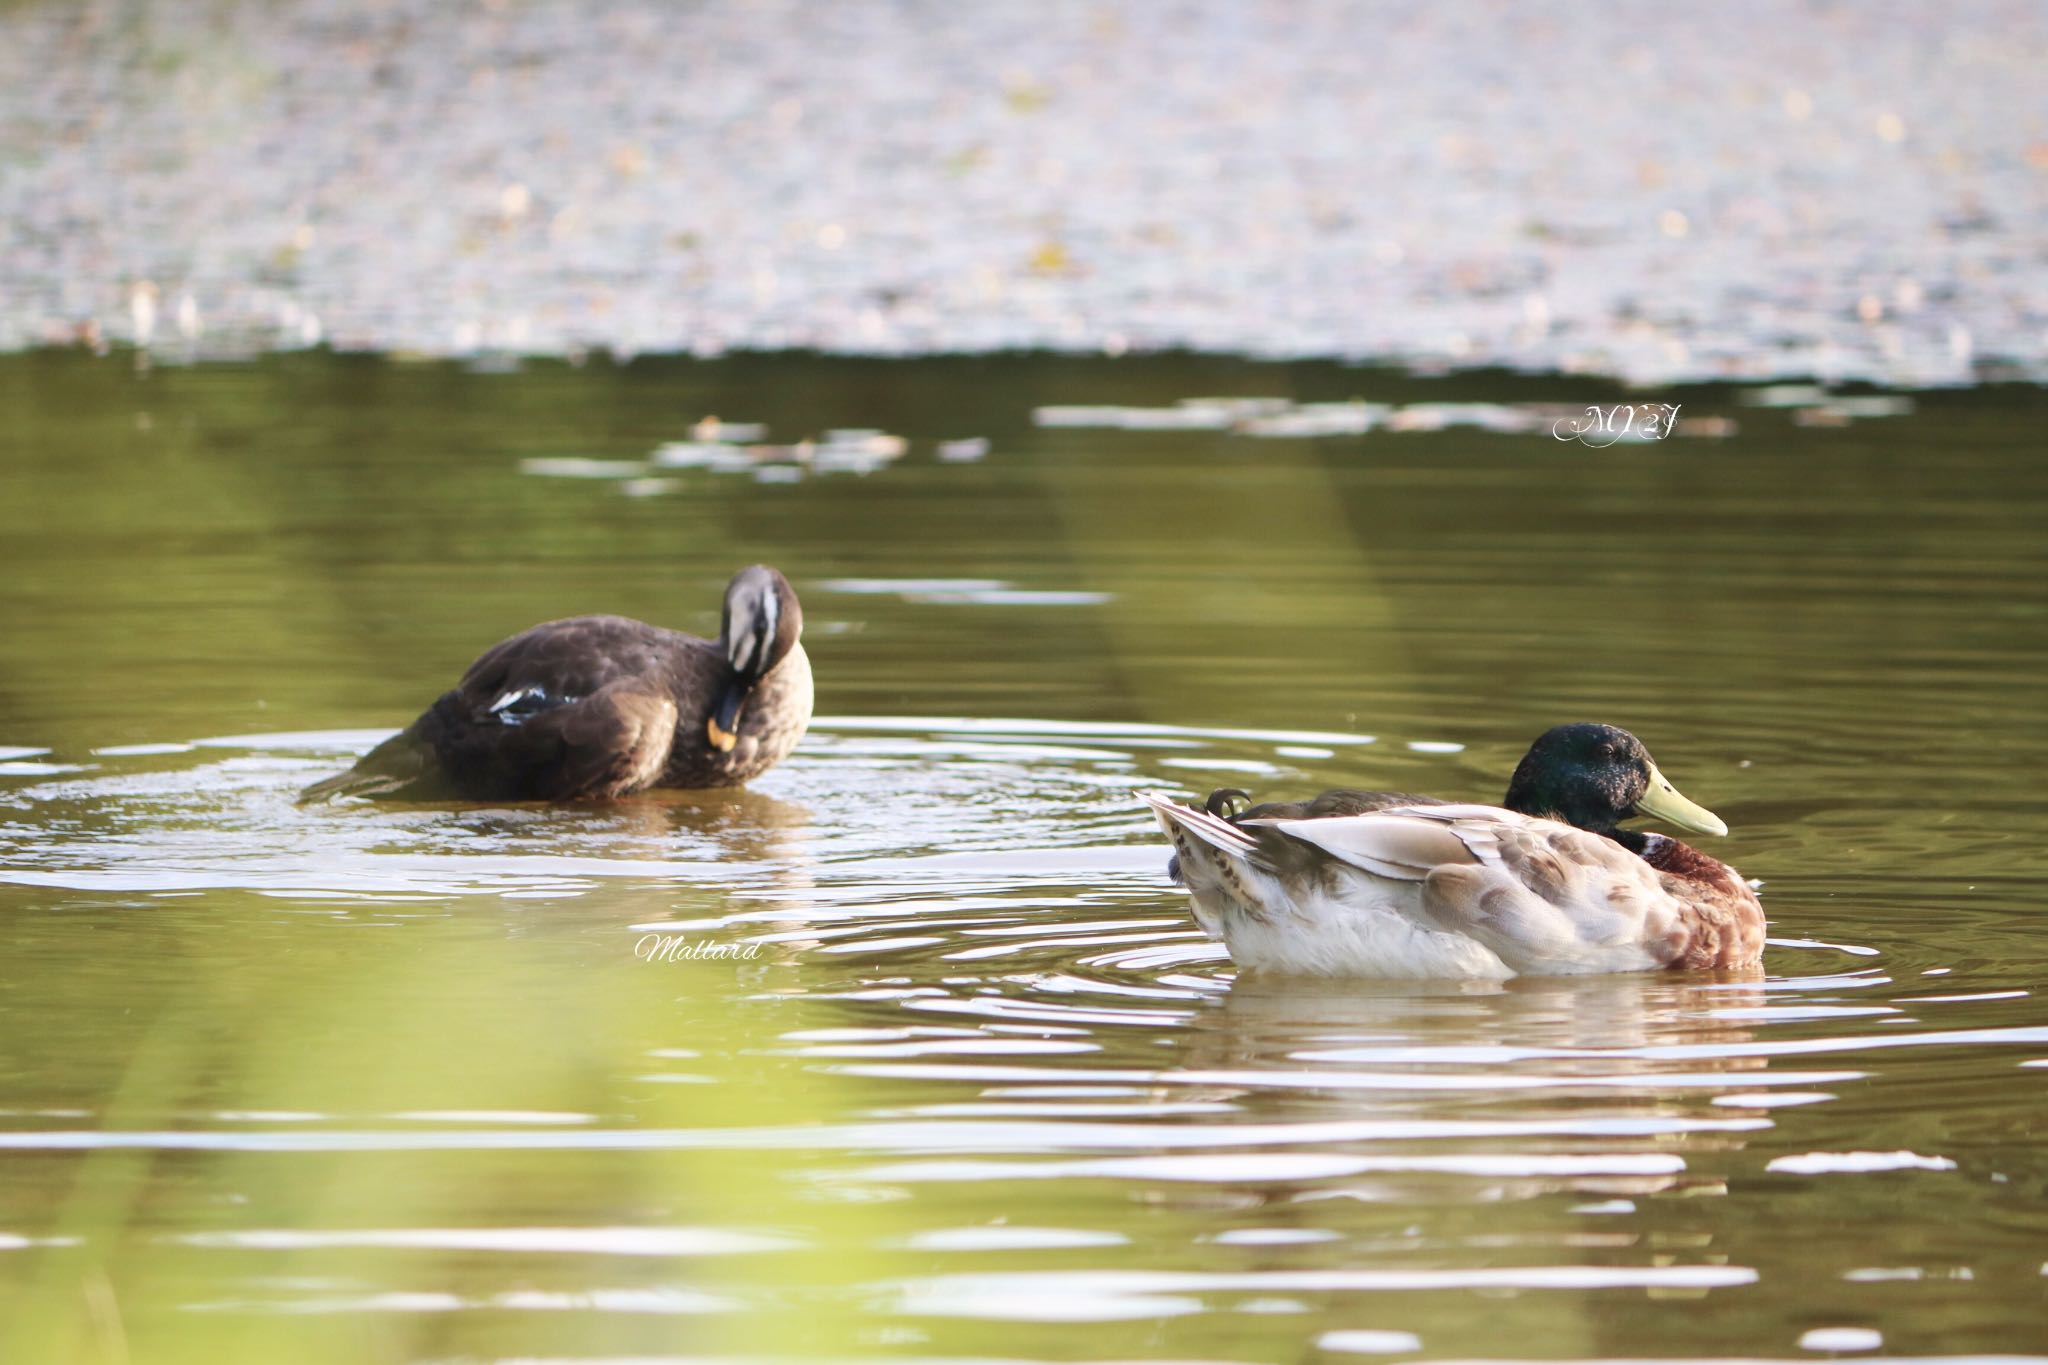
left=1271, top=805, right=1694, bottom=975
left=1449, top=815, right=1676, bottom=963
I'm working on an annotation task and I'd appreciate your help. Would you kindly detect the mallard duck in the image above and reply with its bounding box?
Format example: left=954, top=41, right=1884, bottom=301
left=1141, top=723, right=1762, bottom=979
left=300, top=565, right=811, bottom=801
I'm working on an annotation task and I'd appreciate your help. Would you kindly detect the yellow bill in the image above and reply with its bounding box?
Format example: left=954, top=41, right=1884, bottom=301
left=1634, top=762, right=1728, bottom=836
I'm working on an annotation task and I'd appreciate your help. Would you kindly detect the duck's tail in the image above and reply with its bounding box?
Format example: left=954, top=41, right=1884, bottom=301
left=296, top=728, right=429, bottom=803
left=1138, top=789, right=1260, bottom=860
left=1139, top=789, right=1279, bottom=939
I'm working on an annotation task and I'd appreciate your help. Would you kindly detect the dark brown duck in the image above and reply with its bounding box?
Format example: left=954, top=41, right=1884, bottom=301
left=300, top=565, right=811, bottom=802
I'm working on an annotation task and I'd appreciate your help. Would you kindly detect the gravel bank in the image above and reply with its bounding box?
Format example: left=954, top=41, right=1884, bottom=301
left=4, top=0, right=2045, bottom=384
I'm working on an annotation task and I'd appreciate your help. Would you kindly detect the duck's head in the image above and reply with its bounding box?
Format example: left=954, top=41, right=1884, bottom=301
left=1503, top=722, right=1727, bottom=838
left=708, top=565, right=804, bottom=752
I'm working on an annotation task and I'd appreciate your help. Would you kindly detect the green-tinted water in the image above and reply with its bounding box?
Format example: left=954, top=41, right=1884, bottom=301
left=1, top=350, right=2045, bottom=1361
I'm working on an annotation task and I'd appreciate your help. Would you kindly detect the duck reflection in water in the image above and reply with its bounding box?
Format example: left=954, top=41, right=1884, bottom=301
left=1144, top=972, right=1773, bottom=1218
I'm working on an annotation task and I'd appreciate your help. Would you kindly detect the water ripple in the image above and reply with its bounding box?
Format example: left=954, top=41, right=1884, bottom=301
left=3, top=710, right=2044, bottom=1352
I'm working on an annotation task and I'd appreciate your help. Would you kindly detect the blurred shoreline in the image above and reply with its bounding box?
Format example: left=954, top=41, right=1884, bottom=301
left=3, top=0, right=2044, bottom=386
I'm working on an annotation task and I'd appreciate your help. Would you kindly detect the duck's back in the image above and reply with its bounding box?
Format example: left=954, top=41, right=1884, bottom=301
left=454, top=615, right=700, bottom=709
left=304, top=615, right=716, bottom=802
left=433, top=615, right=719, bottom=799
left=1234, top=788, right=1446, bottom=821
left=1167, top=787, right=1443, bottom=884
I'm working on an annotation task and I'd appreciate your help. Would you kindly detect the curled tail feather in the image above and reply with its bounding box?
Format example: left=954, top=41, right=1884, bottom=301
left=1138, top=789, right=1261, bottom=859
left=1139, top=788, right=1280, bottom=934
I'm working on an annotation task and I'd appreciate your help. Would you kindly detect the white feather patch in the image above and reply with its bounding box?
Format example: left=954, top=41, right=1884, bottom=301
left=488, top=686, right=550, bottom=717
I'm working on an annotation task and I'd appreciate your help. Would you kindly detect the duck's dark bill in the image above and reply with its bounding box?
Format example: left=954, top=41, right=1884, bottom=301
left=707, top=681, right=748, bottom=752
left=1635, top=764, right=1728, bottom=836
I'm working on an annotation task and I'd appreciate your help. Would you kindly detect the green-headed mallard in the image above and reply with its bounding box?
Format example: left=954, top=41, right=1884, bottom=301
left=1141, top=723, right=1761, bottom=979
left=301, top=565, right=811, bottom=801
